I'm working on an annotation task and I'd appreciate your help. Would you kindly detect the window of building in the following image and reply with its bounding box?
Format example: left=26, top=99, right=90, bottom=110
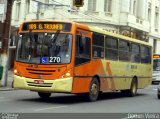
left=119, top=40, right=130, bottom=61
left=148, top=2, right=151, bottom=22
left=45, top=0, right=49, bottom=4
left=26, top=0, right=30, bottom=15
left=15, top=1, right=20, bottom=20
left=153, top=39, right=157, bottom=53
left=92, top=33, right=104, bottom=58
left=88, top=0, right=96, bottom=12
left=105, top=36, right=118, bottom=60
left=131, top=43, right=140, bottom=63
left=133, top=0, right=137, bottom=16
left=155, top=7, right=159, bottom=31
left=104, top=0, right=112, bottom=12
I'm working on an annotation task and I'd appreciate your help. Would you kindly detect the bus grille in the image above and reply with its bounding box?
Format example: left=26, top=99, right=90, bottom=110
left=27, top=82, right=52, bottom=87
left=26, top=68, right=56, bottom=75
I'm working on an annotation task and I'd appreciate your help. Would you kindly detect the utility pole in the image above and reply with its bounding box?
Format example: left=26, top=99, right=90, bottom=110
left=0, top=0, right=13, bottom=86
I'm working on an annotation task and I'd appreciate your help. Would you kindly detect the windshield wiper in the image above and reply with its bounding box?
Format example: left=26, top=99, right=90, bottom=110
left=28, top=30, right=34, bottom=61
left=52, top=29, right=60, bottom=44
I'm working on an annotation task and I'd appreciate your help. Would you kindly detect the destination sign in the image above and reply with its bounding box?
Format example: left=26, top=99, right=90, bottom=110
left=153, top=55, right=160, bottom=59
left=22, top=22, right=72, bottom=32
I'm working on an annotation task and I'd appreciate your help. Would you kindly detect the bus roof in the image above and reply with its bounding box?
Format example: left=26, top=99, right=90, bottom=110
left=88, top=26, right=151, bottom=47
left=20, top=20, right=151, bottom=47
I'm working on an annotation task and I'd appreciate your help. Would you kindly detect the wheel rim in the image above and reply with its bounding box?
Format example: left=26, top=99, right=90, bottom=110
left=91, top=83, right=98, bottom=95
left=132, top=83, right=137, bottom=94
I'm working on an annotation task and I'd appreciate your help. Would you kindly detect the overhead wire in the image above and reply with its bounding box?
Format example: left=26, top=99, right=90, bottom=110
left=49, top=0, right=113, bottom=24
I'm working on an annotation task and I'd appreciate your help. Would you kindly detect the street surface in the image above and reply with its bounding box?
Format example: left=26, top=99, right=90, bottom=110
left=0, top=85, right=160, bottom=113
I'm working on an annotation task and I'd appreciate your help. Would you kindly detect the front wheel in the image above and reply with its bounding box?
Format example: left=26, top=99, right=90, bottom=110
left=38, top=92, right=51, bottom=99
left=87, top=78, right=100, bottom=102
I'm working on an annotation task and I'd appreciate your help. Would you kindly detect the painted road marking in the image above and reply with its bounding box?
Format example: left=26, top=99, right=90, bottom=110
left=34, top=106, right=68, bottom=112
left=153, top=88, right=157, bottom=91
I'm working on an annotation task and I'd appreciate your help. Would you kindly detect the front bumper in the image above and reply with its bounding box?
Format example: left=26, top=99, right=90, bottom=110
left=13, top=75, right=73, bottom=93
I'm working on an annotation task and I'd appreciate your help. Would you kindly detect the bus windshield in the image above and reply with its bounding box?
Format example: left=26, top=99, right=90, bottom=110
left=16, top=32, right=72, bottom=64
left=153, top=59, right=160, bottom=71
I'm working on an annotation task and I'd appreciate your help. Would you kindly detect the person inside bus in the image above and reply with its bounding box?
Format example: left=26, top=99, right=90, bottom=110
left=58, top=34, right=71, bottom=63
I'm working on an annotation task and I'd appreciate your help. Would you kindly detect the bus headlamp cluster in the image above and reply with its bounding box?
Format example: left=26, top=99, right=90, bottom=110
left=61, top=70, right=72, bottom=78
left=14, top=69, right=21, bottom=76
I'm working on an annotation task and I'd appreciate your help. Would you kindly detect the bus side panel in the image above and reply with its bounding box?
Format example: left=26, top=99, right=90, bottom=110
left=72, top=59, right=111, bottom=93
left=138, top=64, right=152, bottom=88
left=72, top=77, right=111, bottom=93
left=72, top=77, right=92, bottom=93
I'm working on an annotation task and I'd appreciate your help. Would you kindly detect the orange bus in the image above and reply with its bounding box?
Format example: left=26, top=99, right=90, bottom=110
left=13, top=20, right=152, bottom=101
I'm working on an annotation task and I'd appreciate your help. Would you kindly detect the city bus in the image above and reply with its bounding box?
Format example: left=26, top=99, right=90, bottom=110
left=152, top=54, right=160, bottom=84
left=13, top=20, right=152, bottom=101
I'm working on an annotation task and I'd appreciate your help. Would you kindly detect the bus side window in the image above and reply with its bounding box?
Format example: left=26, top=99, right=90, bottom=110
left=131, top=43, right=140, bottom=63
left=119, top=40, right=130, bottom=61
left=75, top=35, right=91, bottom=66
left=140, top=45, right=151, bottom=64
left=105, top=36, right=118, bottom=60
left=92, top=32, right=104, bottom=59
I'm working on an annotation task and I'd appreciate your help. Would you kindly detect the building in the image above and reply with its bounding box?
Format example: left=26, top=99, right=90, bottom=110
left=0, top=0, right=7, bottom=48
left=11, top=0, right=160, bottom=54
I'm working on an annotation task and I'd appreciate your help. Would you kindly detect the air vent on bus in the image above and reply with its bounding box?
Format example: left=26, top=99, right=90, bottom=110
left=27, top=81, right=52, bottom=87
left=26, top=68, right=56, bottom=75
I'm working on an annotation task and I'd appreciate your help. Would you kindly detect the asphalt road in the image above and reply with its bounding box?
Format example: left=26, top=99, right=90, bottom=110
left=0, top=85, right=160, bottom=114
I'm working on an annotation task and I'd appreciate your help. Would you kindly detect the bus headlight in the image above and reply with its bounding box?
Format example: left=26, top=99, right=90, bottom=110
left=61, top=69, right=72, bottom=78
left=14, top=69, right=18, bottom=74
left=14, top=69, right=21, bottom=76
left=65, top=72, right=71, bottom=77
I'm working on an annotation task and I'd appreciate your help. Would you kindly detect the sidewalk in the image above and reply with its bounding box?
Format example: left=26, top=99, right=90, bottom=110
left=0, top=70, right=14, bottom=91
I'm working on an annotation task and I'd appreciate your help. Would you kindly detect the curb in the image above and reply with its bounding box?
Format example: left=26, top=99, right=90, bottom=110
left=0, top=87, right=14, bottom=91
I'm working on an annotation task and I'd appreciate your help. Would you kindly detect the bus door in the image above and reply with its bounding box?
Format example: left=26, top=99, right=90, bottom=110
left=72, top=29, right=92, bottom=93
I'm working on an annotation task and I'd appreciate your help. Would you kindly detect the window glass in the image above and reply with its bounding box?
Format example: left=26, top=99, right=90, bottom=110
left=119, top=40, right=130, bottom=51
left=131, top=43, right=140, bottom=62
left=92, top=33, right=104, bottom=47
left=119, top=40, right=130, bottom=61
left=92, top=33, right=104, bottom=59
left=93, top=46, right=104, bottom=58
left=16, top=33, right=72, bottom=64
left=75, top=35, right=91, bottom=65
left=106, top=37, right=118, bottom=48
left=141, top=45, right=151, bottom=64
left=105, top=36, right=118, bottom=60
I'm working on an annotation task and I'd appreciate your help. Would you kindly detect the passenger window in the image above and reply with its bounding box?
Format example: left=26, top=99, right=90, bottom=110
left=141, top=45, right=151, bottom=64
left=75, top=35, right=91, bottom=66
left=92, top=33, right=104, bottom=58
left=105, top=36, right=118, bottom=60
left=131, top=43, right=140, bottom=63
left=119, top=40, right=130, bottom=61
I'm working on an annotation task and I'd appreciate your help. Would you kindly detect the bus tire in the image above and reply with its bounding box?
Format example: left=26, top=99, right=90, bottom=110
left=121, top=78, right=138, bottom=97
left=158, top=94, right=160, bottom=99
left=128, top=78, right=138, bottom=97
left=87, top=77, right=100, bottom=102
left=38, top=92, right=51, bottom=99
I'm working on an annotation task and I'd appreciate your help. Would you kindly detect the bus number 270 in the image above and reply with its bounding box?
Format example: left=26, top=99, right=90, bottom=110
left=49, top=57, right=61, bottom=63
